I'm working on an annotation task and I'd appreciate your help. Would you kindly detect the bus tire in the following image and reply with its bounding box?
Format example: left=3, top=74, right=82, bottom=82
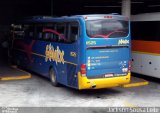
left=49, top=68, right=59, bottom=87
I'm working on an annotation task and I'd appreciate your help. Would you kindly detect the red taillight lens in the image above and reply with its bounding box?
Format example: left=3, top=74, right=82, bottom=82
left=81, top=64, right=86, bottom=76
left=128, top=61, right=131, bottom=72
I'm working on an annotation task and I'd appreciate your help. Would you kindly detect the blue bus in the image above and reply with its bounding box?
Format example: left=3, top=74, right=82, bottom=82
left=10, top=14, right=131, bottom=90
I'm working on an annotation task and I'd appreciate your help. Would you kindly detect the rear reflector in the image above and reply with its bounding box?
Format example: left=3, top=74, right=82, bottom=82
left=128, top=60, right=131, bottom=72
left=81, top=64, right=86, bottom=76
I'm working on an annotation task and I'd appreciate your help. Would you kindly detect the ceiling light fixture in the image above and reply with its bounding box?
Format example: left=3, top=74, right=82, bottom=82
left=131, top=2, right=144, bottom=4
left=84, top=6, right=121, bottom=8
left=119, top=1, right=144, bottom=4
left=148, top=5, right=160, bottom=7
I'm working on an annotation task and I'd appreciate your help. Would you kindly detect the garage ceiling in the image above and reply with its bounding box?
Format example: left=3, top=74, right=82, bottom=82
left=54, top=0, right=160, bottom=15
left=132, top=0, right=160, bottom=14
left=0, top=0, right=160, bottom=24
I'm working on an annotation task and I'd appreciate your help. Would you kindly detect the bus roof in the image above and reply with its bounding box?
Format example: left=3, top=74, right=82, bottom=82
left=18, top=14, right=128, bottom=23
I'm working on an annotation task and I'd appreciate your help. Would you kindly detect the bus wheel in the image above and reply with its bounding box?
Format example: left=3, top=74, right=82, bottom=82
left=49, top=68, right=59, bottom=87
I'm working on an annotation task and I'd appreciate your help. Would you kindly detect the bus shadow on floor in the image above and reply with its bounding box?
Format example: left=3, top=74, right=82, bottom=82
left=20, top=68, right=123, bottom=98
left=132, top=72, right=160, bottom=84
left=63, top=86, right=122, bottom=99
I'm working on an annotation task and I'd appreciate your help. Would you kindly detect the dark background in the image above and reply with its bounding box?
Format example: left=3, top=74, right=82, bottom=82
left=0, top=0, right=160, bottom=62
left=0, top=0, right=160, bottom=24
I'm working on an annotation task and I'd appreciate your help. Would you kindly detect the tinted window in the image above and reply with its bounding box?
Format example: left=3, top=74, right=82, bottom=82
left=56, top=23, right=67, bottom=42
left=86, top=19, right=129, bottom=38
left=42, top=23, right=58, bottom=42
left=23, top=22, right=79, bottom=44
left=36, top=25, right=43, bottom=40
left=24, top=24, right=35, bottom=39
left=11, top=24, right=24, bottom=39
left=68, top=22, right=79, bottom=43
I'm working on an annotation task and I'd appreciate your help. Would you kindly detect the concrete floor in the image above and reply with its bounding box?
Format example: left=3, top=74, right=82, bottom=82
left=1, top=42, right=158, bottom=108
left=0, top=73, right=160, bottom=107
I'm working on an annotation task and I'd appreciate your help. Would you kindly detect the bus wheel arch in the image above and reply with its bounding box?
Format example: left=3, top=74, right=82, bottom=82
left=49, top=66, right=59, bottom=87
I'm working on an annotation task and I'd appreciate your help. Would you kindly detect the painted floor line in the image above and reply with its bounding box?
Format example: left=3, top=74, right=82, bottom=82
left=0, top=65, right=31, bottom=81
left=122, top=77, right=149, bottom=88
left=124, top=101, right=139, bottom=108
left=123, top=81, right=149, bottom=88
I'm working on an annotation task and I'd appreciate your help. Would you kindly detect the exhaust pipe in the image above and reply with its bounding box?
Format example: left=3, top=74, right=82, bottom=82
left=91, top=84, right=96, bottom=89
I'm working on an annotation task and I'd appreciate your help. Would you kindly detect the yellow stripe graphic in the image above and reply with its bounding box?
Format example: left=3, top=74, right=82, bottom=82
left=14, top=48, right=77, bottom=66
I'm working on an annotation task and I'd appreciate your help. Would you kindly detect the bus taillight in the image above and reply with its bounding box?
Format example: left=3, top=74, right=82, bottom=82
left=81, top=64, right=86, bottom=76
left=104, top=16, right=112, bottom=19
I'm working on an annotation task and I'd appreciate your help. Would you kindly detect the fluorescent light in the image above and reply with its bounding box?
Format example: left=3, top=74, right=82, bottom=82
left=119, top=1, right=144, bottom=4
left=131, top=2, right=144, bottom=4
left=84, top=6, right=121, bottom=8
left=148, top=5, right=160, bottom=7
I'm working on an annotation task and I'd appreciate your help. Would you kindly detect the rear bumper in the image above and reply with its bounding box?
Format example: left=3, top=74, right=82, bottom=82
left=78, top=72, right=131, bottom=90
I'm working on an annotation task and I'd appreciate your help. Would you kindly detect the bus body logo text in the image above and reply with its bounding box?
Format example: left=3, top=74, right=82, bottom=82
left=45, top=44, right=64, bottom=65
left=118, top=39, right=129, bottom=45
left=86, top=41, right=96, bottom=45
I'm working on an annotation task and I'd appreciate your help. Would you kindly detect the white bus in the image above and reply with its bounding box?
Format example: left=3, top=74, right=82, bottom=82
left=131, top=12, right=160, bottom=78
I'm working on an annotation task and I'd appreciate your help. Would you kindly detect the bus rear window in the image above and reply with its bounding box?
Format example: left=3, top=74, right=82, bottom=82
left=86, top=19, right=129, bottom=38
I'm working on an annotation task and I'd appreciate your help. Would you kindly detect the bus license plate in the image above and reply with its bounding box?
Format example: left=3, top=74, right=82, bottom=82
left=105, top=74, right=113, bottom=77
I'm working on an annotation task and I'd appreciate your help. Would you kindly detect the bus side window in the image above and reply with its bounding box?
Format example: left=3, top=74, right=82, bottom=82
left=56, top=23, right=66, bottom=42
left=12, top=24, right=24, bottom=39
left=38, top=32, right=43, bottom=39
left=43, top=23, right=58, bottom=42
left=68, top=22, right=79, bottom=43
left=43, top=33, right=54, bottom=41
left=36, top=25, right=43, bottom=40
left=24, top=24, right=35, bottom=39
left=49, top=33, right=55, bottom=41
left=43, top=33, right=49, bottom=40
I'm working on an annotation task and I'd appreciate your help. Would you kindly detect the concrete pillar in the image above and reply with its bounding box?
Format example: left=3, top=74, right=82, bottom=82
left=121, top=0, right=131, bottom=18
